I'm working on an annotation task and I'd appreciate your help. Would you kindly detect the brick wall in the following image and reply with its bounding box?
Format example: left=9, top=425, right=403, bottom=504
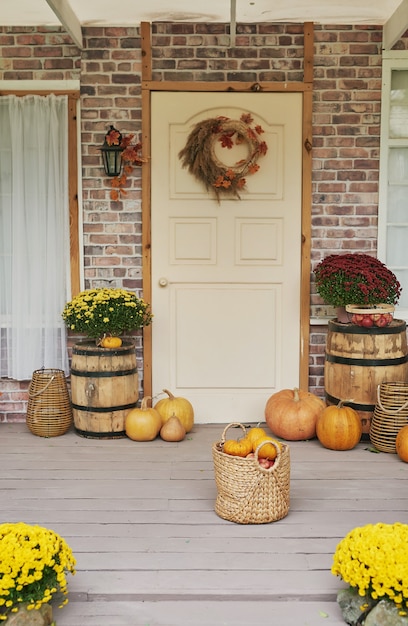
left=0, top=22, right=407, bottom=420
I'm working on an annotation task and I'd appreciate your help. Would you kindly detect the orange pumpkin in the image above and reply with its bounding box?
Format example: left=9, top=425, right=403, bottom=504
left=316, top=401, right=362, bottom=450
left=396, top=425, right=408, bottom=462
left=223, top=437, right=253, bottom=457
left=265, top=388, right=326, bottom=440
left=100, top=335, right=122, bottom=348
left=246, top=426, right=267, bottom=445
left=252, top=436, right=282, bottom=460
left=125, top=396, right=162, bottom=441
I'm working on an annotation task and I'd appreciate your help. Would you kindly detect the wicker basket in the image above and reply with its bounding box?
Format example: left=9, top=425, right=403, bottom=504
left=26, top=369, right=73, bottom=437
left=212, top=423, right=290, bottom=524
left=370, top=382, right=408, bottom=453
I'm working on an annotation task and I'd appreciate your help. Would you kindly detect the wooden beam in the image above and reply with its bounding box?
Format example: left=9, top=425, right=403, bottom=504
left=45, top=0, right=83, bottom=49
left=383, top=0, right=408, bottom=50
left=299, top=21, right=314, bottom=391
left=141, top=22, right=153, bottom=399
left=230, top=0, right=236, bottom=47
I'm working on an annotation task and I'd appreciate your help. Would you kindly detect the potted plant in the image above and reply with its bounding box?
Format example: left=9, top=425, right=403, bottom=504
left=332, top=522, right=408, bottom=624
left=314, top=253, right=401, bottom=325
left=62, top=287, right=152, bottom=437
left=62, top=287, right=153, bottom=346
left=0, top=522, right=76, bottom=624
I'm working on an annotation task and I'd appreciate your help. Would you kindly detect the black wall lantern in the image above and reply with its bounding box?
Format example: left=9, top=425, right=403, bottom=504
left=100, top=125, right=123, bottom=177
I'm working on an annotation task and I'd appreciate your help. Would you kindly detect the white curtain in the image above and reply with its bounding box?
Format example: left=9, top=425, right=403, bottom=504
left=0, top=94, right=70, bottom=380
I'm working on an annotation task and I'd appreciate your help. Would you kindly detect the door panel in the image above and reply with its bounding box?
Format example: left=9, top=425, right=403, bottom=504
left=151, top=92, right=302, bottom=423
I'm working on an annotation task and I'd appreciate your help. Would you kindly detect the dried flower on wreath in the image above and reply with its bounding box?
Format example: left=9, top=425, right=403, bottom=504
left=178, top=112, right=268, bottom=202
left=105, top=128, right=148, bottom=201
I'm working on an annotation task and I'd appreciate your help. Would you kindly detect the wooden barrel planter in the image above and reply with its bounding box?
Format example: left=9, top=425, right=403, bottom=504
left=324, top=319, right=408, bottom=435
left=70, top=340, right=139, bottom=438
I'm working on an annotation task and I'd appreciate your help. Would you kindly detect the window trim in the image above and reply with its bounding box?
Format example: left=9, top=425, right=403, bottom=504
left=378, top=51, right=408, bottom=321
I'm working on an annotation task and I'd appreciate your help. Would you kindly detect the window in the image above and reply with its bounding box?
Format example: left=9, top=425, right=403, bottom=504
left=0, top=91, right=80, bottom=379
left=379, top=52, right=408, bottom=317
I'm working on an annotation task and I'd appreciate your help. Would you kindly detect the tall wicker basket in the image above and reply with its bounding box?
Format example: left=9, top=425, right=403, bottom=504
left=370, top=382, right=408, bottom=453
left=212, top=423, right=290, bottom=524
left=26, top=369, right=73, bottom=437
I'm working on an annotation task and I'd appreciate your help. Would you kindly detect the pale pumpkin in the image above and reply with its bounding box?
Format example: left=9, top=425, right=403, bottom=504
left=316, top=401, right=362, bottom=451
left=396, top=425, right=408, bottom=462
left=265, top=388, right=326, bottom=440
left=160, top=415, right=186, bottom=442
left=125, top=396, right=162, bottom=441
left=154, top=389, right=194, bottom=433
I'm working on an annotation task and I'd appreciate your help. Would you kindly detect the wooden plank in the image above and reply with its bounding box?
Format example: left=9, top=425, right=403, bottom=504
left=141, top=21, right=153, bottom=398
left=0, top=423, right=404, bottom=626
left=54, top=599, right=345, bottom=626
left=142, top=80, right=313, bottom=92
left=68, top=93, right=81, bottom=296
left=45, top=0, right=83, bottom=49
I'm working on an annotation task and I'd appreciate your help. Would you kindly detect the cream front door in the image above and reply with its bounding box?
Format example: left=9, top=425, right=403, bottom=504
left=151, top=92, right=302, bottom=424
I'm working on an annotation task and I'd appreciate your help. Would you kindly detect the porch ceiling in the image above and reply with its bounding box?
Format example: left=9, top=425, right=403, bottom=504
left=1, top=0, right=408, bottom=51
left=0, top=0, right=405, bottom=28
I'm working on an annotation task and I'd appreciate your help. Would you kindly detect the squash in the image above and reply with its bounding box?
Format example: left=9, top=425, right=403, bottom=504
left=396, top=425, right=408, bottom=462
left=100, top=335, right=122, bottom=348
left=246, top=426, right=267, bottom=445
left=316, top=400, right=362, bottom=450
left=160, top=415, right=186, bottom=442
left=154, top=389, right=194, bottom=433
left=265, top=387, right=326, bottom=440
left=252, top=435, right=282, bottom=460
left=125, top=396, right=162, bottom=441
left=223, top=437, right=253, bottom=457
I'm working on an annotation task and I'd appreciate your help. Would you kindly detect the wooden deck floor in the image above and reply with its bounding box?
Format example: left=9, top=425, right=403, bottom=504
left=1, top=422, right=407, bottom=626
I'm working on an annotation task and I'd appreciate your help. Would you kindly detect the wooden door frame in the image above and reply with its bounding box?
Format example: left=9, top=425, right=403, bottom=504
left=141, top=21, right=314, bottom=398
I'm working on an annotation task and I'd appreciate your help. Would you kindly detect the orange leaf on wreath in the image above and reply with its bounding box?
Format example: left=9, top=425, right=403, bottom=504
left=214, top=175, right=225, bottom=188
left=240, top=113, right=253, bottom=124
left=219, top=133, right=234, bottom=149
left=248, top=163, right=260, bottom=174
left=259, top=141, right=268, bottom=156
left=237, top=178, right=246, bottom=189
left=255, top=125, right=265, bottom=135
left=111, top=189, right=119, bottom=201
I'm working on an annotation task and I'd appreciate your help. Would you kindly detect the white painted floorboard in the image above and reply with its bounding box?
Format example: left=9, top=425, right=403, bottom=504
left=1, top=422, right=407, bottom=625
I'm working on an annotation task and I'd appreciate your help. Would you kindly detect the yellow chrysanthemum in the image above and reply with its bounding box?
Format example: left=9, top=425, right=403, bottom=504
left=0, top=523, right=76, bottom=618
left=332, top=523, right=408, bottom=610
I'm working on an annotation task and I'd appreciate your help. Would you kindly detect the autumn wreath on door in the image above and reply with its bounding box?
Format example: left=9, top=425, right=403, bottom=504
left=178, top=112, right=268, bottom=202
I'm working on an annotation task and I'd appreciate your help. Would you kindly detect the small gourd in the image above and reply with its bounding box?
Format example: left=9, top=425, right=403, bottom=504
left=125, top=396, right=162, bottom=441
left=252, top=436, right=282, bottom=460
left=316, top=400, right=362, bottom=451
left=265, top=387, right=326, bottom=440
left=223, top=437, right=253, bottom=457
left=396, top=425, right=408, bottom=462
left=245, top=426, right=267, bottom=446
left=160, top=414, right=186, bottom=442
left=154, top=389, right=194, bottom=433
left=99, top=335, right=122, bottom=348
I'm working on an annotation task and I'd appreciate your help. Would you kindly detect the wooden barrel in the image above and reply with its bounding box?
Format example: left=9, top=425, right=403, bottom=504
left=70, top=340, right=139, bottom=438
left=324, top=319, right=408, bottom=435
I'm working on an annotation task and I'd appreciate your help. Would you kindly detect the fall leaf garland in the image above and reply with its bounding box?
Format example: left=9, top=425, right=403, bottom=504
left=178, top=112, right=268, bottom=201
